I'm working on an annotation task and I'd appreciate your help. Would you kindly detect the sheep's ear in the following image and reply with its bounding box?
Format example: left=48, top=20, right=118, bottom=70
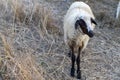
left=91, top=18, right=97, bottom=25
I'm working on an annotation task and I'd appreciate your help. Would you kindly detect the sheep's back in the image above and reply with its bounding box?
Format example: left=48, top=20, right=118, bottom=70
left=67, top=1, right=95, bottom=19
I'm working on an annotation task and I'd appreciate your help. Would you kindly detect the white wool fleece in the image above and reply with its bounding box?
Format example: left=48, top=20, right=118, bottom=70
left=63, top=1, right=96, bottom=51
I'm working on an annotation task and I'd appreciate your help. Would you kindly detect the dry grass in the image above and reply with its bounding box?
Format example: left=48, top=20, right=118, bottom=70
left=0, top=0, right=119, bottom=80
left=0, top=0, right=58, bottom=35
left=95, top=8, right=120, bottom=28
left=32, top=3, right=55, bottom=37
left=10, top=0, right=26, bottom=23
left=0, top=0, right=59, bottom=80
left=0, top=33, right=45, bottom=80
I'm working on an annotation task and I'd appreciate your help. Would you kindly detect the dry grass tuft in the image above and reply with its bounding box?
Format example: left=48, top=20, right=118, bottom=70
left=9, top=0, right=59, bottom=36
left=96, top=9, right=120, bottom=28
left=33, top=3, right=54, bottom=36
left=10, top=0, right=26, bottom=23
left=0, top=33, right=13, bottom=58
left=0, top=33, right=45, bottom=80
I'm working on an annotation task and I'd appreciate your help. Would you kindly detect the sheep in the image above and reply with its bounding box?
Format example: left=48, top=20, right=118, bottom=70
left=116, top=1, right=120, bottom=19
left=63, top=1, right=97, bottom=79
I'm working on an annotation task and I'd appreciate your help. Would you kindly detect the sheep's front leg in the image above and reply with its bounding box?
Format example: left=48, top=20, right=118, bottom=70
left=70, top=47, right=75, bottom=77
left=76, top=47, right=81, bottom=79
left=68, top=50, right=71, bottom=57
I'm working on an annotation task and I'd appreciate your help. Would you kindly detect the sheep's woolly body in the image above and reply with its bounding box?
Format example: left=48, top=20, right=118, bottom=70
left=64, top=1, right=95, bottom=52
left=67, top=34, right=90, bottom=53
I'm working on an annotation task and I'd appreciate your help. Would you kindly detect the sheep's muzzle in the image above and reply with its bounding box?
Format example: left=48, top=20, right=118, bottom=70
left=88, top=30, right=94, bottom=38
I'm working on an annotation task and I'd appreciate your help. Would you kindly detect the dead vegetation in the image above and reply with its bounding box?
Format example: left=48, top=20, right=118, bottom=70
left=0, top=0, right=59, bottom=80
left=0, top=0, right=120, bottom=80
left=0, top=32, right=45, bottom=80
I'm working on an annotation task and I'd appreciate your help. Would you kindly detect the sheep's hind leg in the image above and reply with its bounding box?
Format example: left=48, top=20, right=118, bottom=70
left=70, top=47, right=75, bottom=77
left=76, top=47, right=81, bottom=79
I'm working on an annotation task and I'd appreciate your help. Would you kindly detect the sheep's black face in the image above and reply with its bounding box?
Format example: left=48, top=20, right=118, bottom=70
left=75, top=19, right=94, bottom=38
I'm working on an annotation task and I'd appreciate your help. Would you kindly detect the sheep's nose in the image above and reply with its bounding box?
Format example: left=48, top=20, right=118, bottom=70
left=88, top=30, right=94, bottom=38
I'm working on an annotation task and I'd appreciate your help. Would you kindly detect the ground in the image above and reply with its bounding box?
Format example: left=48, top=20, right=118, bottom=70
left=0, top=0, right=120, bottom=80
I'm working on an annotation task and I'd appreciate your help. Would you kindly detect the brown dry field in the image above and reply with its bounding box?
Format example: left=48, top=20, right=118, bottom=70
left=0, top=0, right=120, bottom=80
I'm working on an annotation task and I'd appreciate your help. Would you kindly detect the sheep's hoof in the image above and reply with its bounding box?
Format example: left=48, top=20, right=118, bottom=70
left=70, top=68, right=75, bottom=77
left=77, top=70, right=81, bottom=79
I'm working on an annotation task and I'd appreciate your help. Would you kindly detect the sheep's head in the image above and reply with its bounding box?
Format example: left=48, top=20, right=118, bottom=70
left=75, top=17, right=97, bottom=38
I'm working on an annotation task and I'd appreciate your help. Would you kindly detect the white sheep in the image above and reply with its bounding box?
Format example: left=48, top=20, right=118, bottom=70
left=63, top=1, right=97, bottom=79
